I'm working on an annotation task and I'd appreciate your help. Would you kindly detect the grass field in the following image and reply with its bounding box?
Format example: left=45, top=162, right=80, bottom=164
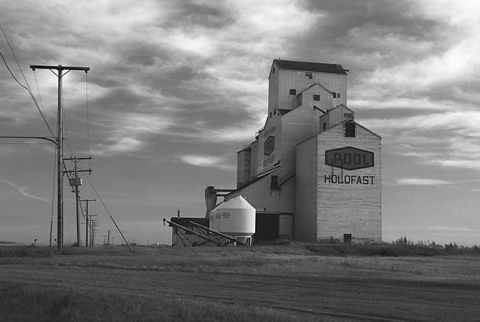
left=1, top=242, right=479, bottom=321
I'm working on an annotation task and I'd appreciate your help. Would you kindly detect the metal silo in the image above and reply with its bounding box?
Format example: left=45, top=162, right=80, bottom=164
left=219, top=196, right=255, bottom=237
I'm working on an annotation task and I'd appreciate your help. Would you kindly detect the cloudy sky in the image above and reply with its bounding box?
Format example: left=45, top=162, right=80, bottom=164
left=1, top=0, right=479, bottom=246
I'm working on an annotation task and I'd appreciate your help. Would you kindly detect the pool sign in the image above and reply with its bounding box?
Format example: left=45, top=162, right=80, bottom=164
left=264, top=136, right=275, bottom=156
left=325, top=146, right=374, bottom=170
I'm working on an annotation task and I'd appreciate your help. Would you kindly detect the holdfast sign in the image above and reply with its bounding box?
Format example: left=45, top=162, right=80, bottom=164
left=264, top=136, right=275, bottom=156
left=325, top=146, right=374, bottom=170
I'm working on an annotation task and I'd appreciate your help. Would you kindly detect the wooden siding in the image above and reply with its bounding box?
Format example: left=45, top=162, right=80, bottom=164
left=250, top=140, right=258, bottom=178
left=316, top=123, right=382, bottom=243
left=227, top=173, right=295, bottom=214
left=295, top=137, right=319, bottom=241
left=280, top=103, right=323, bottom=178
left=268, top=64, right=280, bottom=116
left=237, top=148, right=250, bottom=188
left=298, top=84, right=334, bottom=112
left=275, top=68, right=347, bottom=112
left=279, top=214, right=294, bottom=239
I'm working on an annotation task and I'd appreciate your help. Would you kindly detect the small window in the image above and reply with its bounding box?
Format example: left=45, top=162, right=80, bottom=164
left=313, top=94, right=320, bottom=101
left=323, top=123, right=326, bottom=130
left=272, top=67, right=275, bottom=74
left=345, top=122, right=356, bottom=137
left=305, top=72, right=312, bottom=79
left=269, top=112, right=272, bottom=118
left=271, top=176, right=279, bottom=189
left=289, top=89, right=296, bottom=95
left=333, top=92, right=341, bottom=98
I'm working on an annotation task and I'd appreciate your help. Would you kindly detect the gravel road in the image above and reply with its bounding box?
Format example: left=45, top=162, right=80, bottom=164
left=1, top=265, right=479, bottom=321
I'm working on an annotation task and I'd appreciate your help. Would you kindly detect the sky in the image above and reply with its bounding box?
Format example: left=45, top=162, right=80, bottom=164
left=1, top=0, right=480, bottom=247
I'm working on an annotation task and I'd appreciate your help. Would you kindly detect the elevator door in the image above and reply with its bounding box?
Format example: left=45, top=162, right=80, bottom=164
left=255, top=213, right=279, bottom=241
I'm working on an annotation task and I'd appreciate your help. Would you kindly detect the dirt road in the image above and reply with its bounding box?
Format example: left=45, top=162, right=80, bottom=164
left=1, top=264, right=479, bottom=321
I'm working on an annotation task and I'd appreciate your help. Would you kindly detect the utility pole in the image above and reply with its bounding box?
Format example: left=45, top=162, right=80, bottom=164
left=30, top=65, right=90, bottom=253
left=90, top=219, right=98, bottom=246
left=64, top=157, right=92, bottom=245
left=80, top=198, right=96, bottom=247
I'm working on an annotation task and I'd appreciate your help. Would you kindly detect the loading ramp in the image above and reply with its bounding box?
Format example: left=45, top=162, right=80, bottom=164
left=163, top=218, right=247, bottom=247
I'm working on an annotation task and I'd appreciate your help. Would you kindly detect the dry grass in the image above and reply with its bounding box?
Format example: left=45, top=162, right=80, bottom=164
left=0, top=281, right=317, bottom=322
left=2, top=243, right=479, bottom=280
left=1, top=242, right=479, bottom=321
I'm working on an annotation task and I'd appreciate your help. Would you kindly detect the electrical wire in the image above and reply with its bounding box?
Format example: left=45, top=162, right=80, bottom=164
left=62, top=91, right=70, bottom=153
left=80, top=170, right=134, bottom=252
left=0, top=24, right=31, bottom=92
left=0, top=52, right=28, bottom=91
left=33, top=69, right=47, bottom=121
left=0, top=51, right=53, bottom=134
left=0, top=43, right=55, bottom=137
left=85, top=72, right=91, bottom=155
left=0, top=26, right=97, bottom=249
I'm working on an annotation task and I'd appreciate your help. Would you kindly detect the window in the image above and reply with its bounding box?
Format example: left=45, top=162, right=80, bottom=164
left=323, top=122, right=326, bottom=130
left=272, top=67, right=275, bottom=74
left=305, top=72, right=312, bottom=79
left=289, top=89, right=296, bottom=95
left=345, top=122, right=356, bottom=137
left=269, top=112, right=272, bottom=118
left=333, top=92, right=341, bottom=98
left=271, top=176, right=279, bottom=189
left=313, top=94, right=320, bottom=101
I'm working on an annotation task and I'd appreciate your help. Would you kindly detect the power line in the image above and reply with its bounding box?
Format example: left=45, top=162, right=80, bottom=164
left=0, top=52, right=55, bottom=137
left=0, top=52, right=28, bottom=91
left=33, top=69, right=47, bottom=121
left=0, top=24, right=56, bottom=137
left=30, top=64, right=90, bottom=254
left=85, top=72, right=91, bottom=154
left=81, top=172, right=134, bottom=252
left=0, top=24, right=31, bottom=92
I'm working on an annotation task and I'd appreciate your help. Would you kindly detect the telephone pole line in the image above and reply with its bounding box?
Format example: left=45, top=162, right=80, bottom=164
left=80, top=198, right=96, bottom=247
left=90, top=219, right=98, bottom=246
left=30, top=64, right=90, bottom=253
left=64, top=157, right=92, bottom=246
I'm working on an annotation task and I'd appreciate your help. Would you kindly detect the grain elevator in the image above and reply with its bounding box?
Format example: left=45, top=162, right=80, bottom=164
left=223, top=59, right=382, bottom=243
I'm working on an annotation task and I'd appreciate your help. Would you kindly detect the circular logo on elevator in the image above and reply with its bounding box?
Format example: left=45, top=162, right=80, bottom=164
left=325, top=146, right=374, bottom=170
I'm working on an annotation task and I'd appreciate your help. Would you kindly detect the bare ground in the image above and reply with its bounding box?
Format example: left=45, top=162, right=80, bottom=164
left=1, top=262, right=479, bottom=321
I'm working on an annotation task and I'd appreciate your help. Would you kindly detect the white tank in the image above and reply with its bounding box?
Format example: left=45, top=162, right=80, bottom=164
left=209, top=208, right=216, bottom=229
left=219, top=196, right=255, bottom=236
left=210, top=205, right=222, bottom=232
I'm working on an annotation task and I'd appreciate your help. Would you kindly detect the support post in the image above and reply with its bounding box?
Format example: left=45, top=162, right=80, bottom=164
left=30, top=64, right=90, bottom=253
left=74, top=157, right=80, bottom=245
left=57, top=70, right=63, bottom=252
left=80, top=198, right=96, bottom=247
left=65, top=157, right=92, bottom=246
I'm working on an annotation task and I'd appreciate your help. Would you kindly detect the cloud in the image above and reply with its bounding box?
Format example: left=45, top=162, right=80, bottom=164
left=177, top=154, right=235, bottom=171
left=397, top=178, right=452, bottom=186
left=1, top=179, right=50, bottom=203
left=425, top=226, right=479, bottom=233
left=89, top=112, right=175, bottom=156
left=1, top=0, right=324, bottom=159
left=361, top=110, right=480, bottom=172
